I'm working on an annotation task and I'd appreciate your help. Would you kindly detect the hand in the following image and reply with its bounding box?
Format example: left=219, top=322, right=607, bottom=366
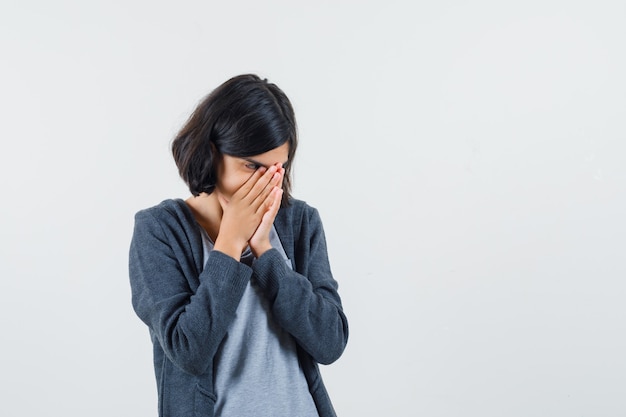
left=249, top=165, right=284, bottom=258
left=213, top=165, right=283, bottom=260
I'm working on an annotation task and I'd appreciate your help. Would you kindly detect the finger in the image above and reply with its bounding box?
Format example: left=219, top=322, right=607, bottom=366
left=256, top=186, right=282, bottom=215
left=267, top=188, right=283, bottom=218
left=270, top=163, right=285, bottom=190
left=256, top=189, right=282, bottom=234
left=277, top=166, right=285, bottom=190
left=243, top=165, right=280, bottom=207
left=251, top=170, right=283, bottom=209
left=232, top=166, right=268, bottom=201
left=269, top=188, right=283, bottom=213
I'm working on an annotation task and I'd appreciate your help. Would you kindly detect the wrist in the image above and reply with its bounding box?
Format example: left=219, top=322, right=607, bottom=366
left=250, top=242, right=272, bottom=259
left=214, top=237, right=246, bottom=261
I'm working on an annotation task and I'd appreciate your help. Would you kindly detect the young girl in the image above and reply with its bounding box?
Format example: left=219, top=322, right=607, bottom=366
left=129, top=74, right=348, bottom=417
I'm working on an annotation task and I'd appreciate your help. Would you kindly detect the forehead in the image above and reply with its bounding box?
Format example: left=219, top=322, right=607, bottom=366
left=235, top=142, right=290, bottom=165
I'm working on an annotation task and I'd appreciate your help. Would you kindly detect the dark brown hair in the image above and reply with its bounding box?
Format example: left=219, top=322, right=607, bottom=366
left=172, top=74, right=297, bottom=205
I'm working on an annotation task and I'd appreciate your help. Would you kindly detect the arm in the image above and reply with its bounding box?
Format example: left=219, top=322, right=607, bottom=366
left=129, top=209, right=251, bottom=375
left=252, top=207, right=348, bottom=365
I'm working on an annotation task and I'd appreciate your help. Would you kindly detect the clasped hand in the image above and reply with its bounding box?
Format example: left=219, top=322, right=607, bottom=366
left=214, top=164, right=284, bottom=260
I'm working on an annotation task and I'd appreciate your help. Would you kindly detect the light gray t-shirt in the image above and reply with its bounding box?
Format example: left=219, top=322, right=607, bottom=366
left=200, top=226, right=318, bottom=417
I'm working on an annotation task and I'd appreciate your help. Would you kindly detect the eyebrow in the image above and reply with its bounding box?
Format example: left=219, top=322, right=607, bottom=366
left=243, top=157, right=289, bottom=169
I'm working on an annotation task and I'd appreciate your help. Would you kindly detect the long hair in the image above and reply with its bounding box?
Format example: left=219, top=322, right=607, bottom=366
left=172, top=74, right=297, bottom=205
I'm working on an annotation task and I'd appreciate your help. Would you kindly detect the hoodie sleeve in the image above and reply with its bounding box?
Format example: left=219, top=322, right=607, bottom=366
left=252, top=206, right=348, bottom=365
left=129, top=208, right=251, bottom=375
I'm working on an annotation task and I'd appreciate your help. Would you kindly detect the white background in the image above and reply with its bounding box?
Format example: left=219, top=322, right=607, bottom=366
left=1, top=1, right=625, bottom=416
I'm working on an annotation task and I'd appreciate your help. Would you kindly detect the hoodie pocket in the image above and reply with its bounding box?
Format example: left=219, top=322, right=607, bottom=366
left=194, top=384, right=216, bottom=416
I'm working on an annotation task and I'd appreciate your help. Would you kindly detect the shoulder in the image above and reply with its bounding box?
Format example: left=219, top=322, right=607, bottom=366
left=135, top=199, right=191, bottom=224
left=277, top=198, right=322, bottom=223
left=274, top=197, right=325, bottom=240
left=130, top=199, right=203, bottom=270
left=133, top=199, right=199, bottom=240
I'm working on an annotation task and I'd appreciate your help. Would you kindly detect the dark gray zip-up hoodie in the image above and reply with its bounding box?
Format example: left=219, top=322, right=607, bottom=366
left=129, top=198, right=348, bottom=417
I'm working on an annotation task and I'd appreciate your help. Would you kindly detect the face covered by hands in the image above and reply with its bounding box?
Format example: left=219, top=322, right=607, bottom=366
left=212, top=142, right=289, bottom=260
